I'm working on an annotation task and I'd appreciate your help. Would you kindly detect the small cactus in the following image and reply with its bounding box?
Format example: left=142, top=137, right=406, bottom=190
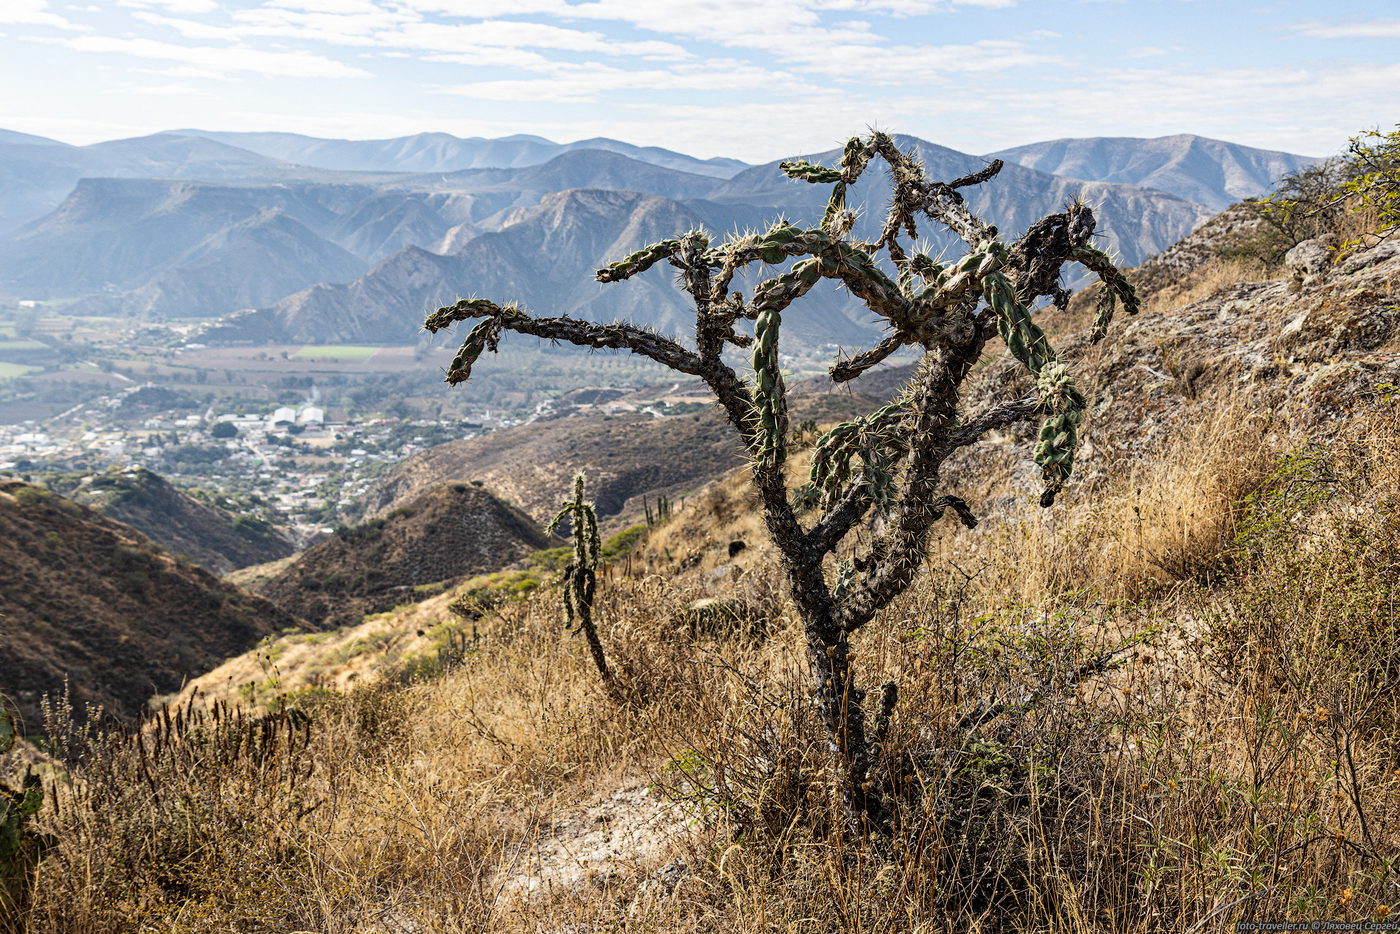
left=547, top=474, right=617, bottom=698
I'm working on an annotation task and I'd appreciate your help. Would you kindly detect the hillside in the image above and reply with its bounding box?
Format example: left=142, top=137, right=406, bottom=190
left=47, top=467, right=294, bottom=575
left=0, top=480, right=308, bottom=727
left=25, top=192, right=1400, bottom=931
left=257, top=482, right=550, bottom=628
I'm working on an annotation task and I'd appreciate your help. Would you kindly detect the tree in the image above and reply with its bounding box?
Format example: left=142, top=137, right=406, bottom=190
left=425, top=132, right=1139, bottom=827
left=1337, top=124, right=1400, bottom=250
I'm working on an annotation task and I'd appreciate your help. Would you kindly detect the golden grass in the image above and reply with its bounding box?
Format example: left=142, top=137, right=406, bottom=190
left=1138, top=255, right=1278, bottom=317
left=9, top=392, right=1400, bottom=932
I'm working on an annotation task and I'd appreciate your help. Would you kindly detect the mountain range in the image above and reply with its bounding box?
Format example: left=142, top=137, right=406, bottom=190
left=0, top=129, right=1319, bottom=346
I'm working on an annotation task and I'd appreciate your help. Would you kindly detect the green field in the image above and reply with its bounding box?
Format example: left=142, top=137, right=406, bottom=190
left=0, top=339, right=48, bottom=351
left=0, top=362, right=41, bottom=379
left=294, top=345, right=382, bottom=360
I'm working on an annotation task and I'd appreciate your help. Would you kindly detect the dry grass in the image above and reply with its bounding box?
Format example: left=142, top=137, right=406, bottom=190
left=8, top=395, right=1400, bottom=932
left=926, top=392, right=1282, bottom=608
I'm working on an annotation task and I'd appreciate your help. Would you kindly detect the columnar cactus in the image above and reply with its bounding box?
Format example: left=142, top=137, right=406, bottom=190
left=426, top=132, right=1138, bottom=826
left=547, top=474, right=616, bottom=697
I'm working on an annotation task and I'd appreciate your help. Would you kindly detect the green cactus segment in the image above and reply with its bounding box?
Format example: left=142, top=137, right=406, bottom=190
left=750, top=264, right=812, bottom=465
left=1069, top=245, right=1142, bottom=342
left=0, top=705, right=13, bottom=756
left=547, top=474, right=601, bottom=636
left=983, top=271, right=1086, bottom=506
left=595, top=238, right=684, bottom=283
left=716, top=225, right=913, bottom=327
left=423, top=297, right=510, bottom=333
left=807, top=402, right=910, bottom=515
left=780, top=159, right=843, bottom=185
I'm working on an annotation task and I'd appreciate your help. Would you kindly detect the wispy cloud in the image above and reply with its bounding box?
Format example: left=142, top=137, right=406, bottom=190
left=1290, top=18, right=1400, bottom=39
left=118, top=0, right=221, bottom=13
left=0, top=0, right=82, bottom=30
left=65, top=35, right=372, bottom=78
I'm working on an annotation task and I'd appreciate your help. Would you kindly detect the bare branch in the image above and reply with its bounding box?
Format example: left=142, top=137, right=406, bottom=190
left=943, top=395, right=1044, bottom=450
left=829, top=335, right=908, bottom=383
left=425, top=298, right=705, bottom=382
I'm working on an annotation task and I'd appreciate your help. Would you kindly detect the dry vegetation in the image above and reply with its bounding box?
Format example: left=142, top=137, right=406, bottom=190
left=6, top=127, right=1399, bottom=933
left=5, top=388, right=1397, bottom=932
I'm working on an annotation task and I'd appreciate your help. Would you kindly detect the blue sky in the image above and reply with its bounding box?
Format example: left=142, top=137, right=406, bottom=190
left=1, top=0, right=1395, bottom=161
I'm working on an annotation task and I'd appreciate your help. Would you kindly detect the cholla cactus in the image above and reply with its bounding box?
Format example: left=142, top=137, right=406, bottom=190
left=547, top=474, right=616, bottom=697
left=426, top=132, right=1138, bottom=826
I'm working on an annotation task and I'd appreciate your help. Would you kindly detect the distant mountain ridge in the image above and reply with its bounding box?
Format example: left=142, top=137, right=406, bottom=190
left=0, top=127, right=1318, bottom=346
left=172, top=129, right=751, bottom=179
left=986, top=134, right=1322, bottom=210
left=203, top=136, right=1214, bottom=347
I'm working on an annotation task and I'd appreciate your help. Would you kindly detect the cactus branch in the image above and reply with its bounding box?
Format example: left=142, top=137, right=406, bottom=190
left=426, top=299, right=706, bottom=381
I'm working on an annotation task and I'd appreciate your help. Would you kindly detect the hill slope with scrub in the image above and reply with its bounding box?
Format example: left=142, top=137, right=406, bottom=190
left=46, top=467, right=294, bottom=575
left=256, top=482, right=551, bottom=628
left=0, top=480, right=308, bottom=728
left=9, top=128, right=1400, bottom=933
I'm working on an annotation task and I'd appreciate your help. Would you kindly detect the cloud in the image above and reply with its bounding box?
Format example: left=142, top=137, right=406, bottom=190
left=380, top=19, right=688, bottom=58
left=1290, top=18, right=1400, bottom=39
left=102, top=81, right=210, bottom=95
left=65, top=35, right=372, bottom=78
left=118, top=0, right=221, bottom=12
left=0, top=0, right=82, bottom=30
left=436, top=59, right=822, bottom=103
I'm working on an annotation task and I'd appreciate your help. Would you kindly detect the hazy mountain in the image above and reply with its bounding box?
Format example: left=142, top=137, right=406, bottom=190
left=174, top=129, right=750, bottom=178
left=74, top=209, right=368, bottom=319
left=0, top=128, right=1310, bottom=345
left=0, top=149, right=731, bottom=308
left=0, top=178, right=372, bottom=308
left=713, top=135, right=1214, bottom=268
left=986, top=134, right=1321, bottom=210
left=205, top=188, right=868, bottom=346
left=0, top=131, right=304, bottom=233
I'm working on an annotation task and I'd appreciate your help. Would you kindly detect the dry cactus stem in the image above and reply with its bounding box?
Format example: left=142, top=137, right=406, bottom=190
left=426, top=131, right=1138, bottom=827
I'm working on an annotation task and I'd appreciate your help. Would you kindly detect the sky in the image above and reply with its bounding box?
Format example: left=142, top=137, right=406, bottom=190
left=0, top=0, right=1395, bottom=162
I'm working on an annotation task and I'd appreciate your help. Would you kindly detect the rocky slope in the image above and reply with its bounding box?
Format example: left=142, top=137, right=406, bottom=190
left=48, top=467, right=294, bottom=575
left=0, top=480, right=309, bottom=727
left=258, top=483, right=550, bottom=628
